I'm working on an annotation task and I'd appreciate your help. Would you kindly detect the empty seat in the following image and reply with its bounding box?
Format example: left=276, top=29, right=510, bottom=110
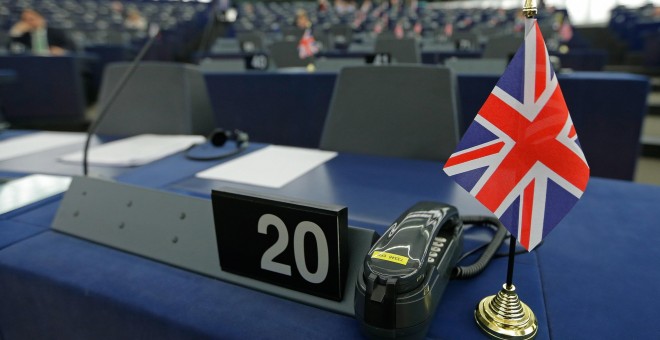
left=320, top=65, right=459, bottom=161
left=269, top=41, right=312, bottom=68
left=95, top=62, right=214, bottom=136
left=482, top=34, right=523, bottom=59
left=314, top=57, right=365, bottom=72
left=237, top=31, right=266, bottom=52
left=374, top=37, right=421, bottom=64
left=444, top=57, right=507, bottom=75
left=199, top=58, right=246, bottom=72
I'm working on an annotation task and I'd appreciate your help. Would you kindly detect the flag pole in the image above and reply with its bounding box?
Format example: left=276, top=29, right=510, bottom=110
left=473, top=2, right=540, bottom=339
left=506, top=235, right=517, bottom=289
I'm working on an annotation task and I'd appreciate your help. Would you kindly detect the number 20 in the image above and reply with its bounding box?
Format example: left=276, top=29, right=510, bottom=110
left=258, top=214, right=329, bottom=284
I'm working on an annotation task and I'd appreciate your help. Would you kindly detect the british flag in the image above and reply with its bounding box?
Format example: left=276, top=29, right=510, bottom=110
left=298, top=29, right=319, bottom=59
left=443, top=19, right=589, bottom=251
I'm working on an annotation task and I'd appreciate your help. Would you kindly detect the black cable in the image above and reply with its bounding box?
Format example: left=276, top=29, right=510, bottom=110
left=455, top=223, right=499, bottom=263
left=184, top=129, right=249, bottom=161
left=451, top=215, right=507, bottom=280
left=82, top=26, right=161, bottom=176
left=456, top=240, right=490, bottom=264
left=184, top=143, right=248, bottom=161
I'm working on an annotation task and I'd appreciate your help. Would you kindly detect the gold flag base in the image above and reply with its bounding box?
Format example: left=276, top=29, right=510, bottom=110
left=474, top=284, right=538, bottom=339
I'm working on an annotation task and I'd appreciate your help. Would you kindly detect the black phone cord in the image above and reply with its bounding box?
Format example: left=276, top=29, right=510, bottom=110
left=451, top=216, right=507, bottom=280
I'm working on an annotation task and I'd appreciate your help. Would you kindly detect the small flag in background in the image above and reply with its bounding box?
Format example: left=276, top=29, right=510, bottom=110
left=558, top=17, right=573, bottom=42
left=373, top=21, right=383, bottom=34
left=413, top=21, right=422, bottom=36
left=394, top=21, right=404, bottom=39
left=298, top=28, right=319, bottom=59
left=352, top=10, right=366, bottom=29
left=444, top=22, right=453, bottom=37
left=443, top=18, right=589, bottom=251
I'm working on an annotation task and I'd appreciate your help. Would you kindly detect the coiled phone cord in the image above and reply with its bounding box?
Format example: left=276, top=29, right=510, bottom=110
left=451, top=216, right=508, bottom=280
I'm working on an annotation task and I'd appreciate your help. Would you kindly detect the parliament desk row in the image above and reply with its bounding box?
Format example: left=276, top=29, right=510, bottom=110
left=204, top=70, right=649, bottom=181
left=0, top=55, right=89, bottom=128
left=202, top=48, right=607, bottom=71
left=0, top=69, right=17, bottom=85
left=200, top=49, right=482, bottom=65
left=0, top=52, right=132, bottom=128
left=0, top=132, right=659, bottom=339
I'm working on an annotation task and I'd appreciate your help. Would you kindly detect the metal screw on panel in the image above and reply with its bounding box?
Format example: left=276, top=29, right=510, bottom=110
left=180, top=212, right=186, bottom=220
left=172, top=236, right=179, bottom=244
left=119, top=222, right=125, bottom=229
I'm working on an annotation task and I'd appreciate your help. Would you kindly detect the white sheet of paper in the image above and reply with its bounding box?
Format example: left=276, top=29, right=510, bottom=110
left=0, top=132, right=85, bottom=161
left=0, top=174, right=72, bottom=215
left=60, top=134, right=205, bottom=167
left=196, top=145, right=337, bottom=188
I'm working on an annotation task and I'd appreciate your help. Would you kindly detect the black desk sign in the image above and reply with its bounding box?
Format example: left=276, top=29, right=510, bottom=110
left=365, top=53, right=392, bottom=65
left=245, top=53, right=270, bottom=70
left=212, top=188, right=348, bottom=301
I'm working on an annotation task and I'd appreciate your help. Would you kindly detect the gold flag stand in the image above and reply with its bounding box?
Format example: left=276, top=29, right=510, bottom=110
left=474, top=236, right=538, bottom=339
left=475, top=282, right=538, bottom=339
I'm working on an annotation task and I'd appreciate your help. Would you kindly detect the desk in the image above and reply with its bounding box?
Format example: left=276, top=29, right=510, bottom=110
left=0, top=69, right=17, bottom=85
left=550, top=49, right=608, bottom=71
left=199, top=50, right=483, bottom=66
left=203, top=71, right=650, bottom=181
left=0, top=55, right=88, bottom=129
left=0, top=131, right=128, bottom=180
left=202, top=50, right=605, bottom=71
left=1, top=144, right=659, bottom=339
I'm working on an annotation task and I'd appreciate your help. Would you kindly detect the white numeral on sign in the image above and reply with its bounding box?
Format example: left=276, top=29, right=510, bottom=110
left=258, top=214, right=291, bottom=276
left=294, top=221, right=329, bottom=284
left=259, top=214, right=329, bottom=284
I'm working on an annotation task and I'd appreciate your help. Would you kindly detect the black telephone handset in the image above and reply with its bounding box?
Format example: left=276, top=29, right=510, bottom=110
left=355, top=202, right=464, bottom=339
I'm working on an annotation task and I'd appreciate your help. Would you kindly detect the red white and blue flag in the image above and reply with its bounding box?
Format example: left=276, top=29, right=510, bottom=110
left=298, top=29, right=319, bottom=59
left=443, top=19, right=589, bottom=251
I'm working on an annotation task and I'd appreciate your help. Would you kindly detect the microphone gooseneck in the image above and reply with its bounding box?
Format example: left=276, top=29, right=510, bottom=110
left=82, top=25, right=161, bottom=176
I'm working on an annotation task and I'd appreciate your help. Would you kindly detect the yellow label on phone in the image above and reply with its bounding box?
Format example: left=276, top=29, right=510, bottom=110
left=371, top=251, right=409, bottom=265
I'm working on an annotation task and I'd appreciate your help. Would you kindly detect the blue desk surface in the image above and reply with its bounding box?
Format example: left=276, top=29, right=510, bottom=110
left=204, top=71, right=649, bottom=181
left=1, top=143, right=659, bottom=339
left=0, top=130, right=128, bottom=180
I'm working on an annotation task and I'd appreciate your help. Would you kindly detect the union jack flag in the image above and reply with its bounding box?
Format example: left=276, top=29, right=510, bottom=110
left=298, top=29, right=319, bottom=59
left=443, top=19, right=589, bottom=251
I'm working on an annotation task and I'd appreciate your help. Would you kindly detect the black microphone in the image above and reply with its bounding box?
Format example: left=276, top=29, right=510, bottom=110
left=82, top=24, right=161, bottom=176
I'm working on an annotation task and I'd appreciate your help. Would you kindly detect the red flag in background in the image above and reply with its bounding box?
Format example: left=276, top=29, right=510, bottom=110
left=413, top=21, right=422, bottom=36
left=559, top=17, right=573, bottom=42
left=394, top=21, right=404, bottom=39
left=444, top=22, right=453, bottom=37
left=298, top=29, right=319, bottom=59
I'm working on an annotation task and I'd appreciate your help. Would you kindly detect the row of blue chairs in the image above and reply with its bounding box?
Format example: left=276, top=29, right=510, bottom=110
left=609, top=4, right=660, bottom=52
left=1, top=0, right=212, bottom=53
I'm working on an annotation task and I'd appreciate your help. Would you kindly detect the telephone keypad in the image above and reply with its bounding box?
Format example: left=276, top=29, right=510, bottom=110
left=428, top=236, right=450, bottom=266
